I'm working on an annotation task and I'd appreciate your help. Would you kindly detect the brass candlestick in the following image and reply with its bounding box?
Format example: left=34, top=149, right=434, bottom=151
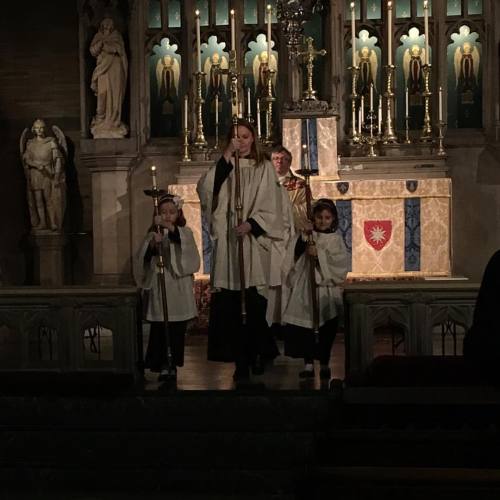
left=298, top=36, right=326, bottom=101
left=383, top=64, right=398, bottom=144
left=193, top=71, right=207, bottom=149
left=420, top=63, right=433, bottom=142
left=262, top=67, right=276, bottom=145
left=436, top=120, right=446, bottom=156
left=365, top=110, right=378, bottom=157
left=182, top=128, right=191, bottom=162
left=349, top=66, right=360, bottom=144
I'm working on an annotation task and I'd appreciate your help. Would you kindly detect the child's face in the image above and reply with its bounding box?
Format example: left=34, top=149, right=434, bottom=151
left=159, top=201, right=178, bottom=224
left=313, top=208, right=334, bottom=232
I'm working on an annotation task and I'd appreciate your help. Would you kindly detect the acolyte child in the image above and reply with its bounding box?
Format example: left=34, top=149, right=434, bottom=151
left=282, top=198, right=349, bottom=380
left=135, top=194, right=200, bottom=381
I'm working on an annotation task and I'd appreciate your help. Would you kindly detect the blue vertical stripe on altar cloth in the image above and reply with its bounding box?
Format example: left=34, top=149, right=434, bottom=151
left=201, top=212, right=212, bottom=274
left=301, top=118, right=319, bottom=172
left=336, top=200, right=353, bottom=272
left=404, top=198, right=421, bottom=271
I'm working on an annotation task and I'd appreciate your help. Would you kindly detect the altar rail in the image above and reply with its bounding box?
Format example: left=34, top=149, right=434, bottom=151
left=0, top=287, right=139, bottom=377
left=343, top=281, right=479, bottom=376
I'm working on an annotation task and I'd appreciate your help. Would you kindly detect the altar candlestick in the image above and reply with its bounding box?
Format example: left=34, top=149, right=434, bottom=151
left=387, top=2, right=393, bottom=66
left=350, top=2, right=356, bottom=67
left=378, top=96, right=383, bottom=130
left=230, top=9, right=236, bottom=52
left=369, top=83, right=374, bottom=111
left=195, top=10, right=201, bottom=72
left=405, top=87, right=409, bottom=116
left=438, top=86, right=443, bottom=121
left=184, top=94, right=188, bottom=129
left=267, top=4, right=272, bottom=63
left=424, top=1, right=429, bottom=65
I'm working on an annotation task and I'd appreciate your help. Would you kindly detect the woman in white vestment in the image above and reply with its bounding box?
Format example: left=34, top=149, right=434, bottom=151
left=197, top=119, right=286, bottom=381
left=283, top=198, right=349, bottom=380
left=135, top=194, right=200, bottom=381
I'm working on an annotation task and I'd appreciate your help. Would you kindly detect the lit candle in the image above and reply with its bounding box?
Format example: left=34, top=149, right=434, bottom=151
left=230, top=9, right=236, bottom=52
left=151, top=165, right=157, bottom=189
left=369, top=83, right=374, bottom=111
left=424, top=1, right=429, bottom=65
left=195, top=10, right=201, bottom=72
left=387, top=1, right=393, bottom=66
left=405, top=87, right=409, bottom=117
left=352, top=105, right=357, bottom=134
left=256, top=98, right=261, bottom=136
left=215, top=94, right=219, bottom=125
left=378, top=96, right=382, bottom=131
left=438, top=86, right=443, bottom=121
left=184, top=94, right=188, bottom=129
left=361, top=95, right=365, bottom=124
left=350, top=2, right=356, bottom=67
left=267, top=4, right=272, bottom=63
left=238, top=100, right=243, bottom=118
left=358, top=107, right=362, bottom=134
left=247, top=87, right=251, bottom=116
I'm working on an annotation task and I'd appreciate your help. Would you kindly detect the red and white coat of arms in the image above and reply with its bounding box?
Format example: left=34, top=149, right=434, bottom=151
left=364, top=220, right=392, bottom=251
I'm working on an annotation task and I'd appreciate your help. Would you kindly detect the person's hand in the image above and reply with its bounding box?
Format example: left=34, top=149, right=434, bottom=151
left=223, top=137, right=242, bottom=161
left=303, top=220, right=314, bottom=235
left=151, top=232, right=163, bottom=245
left=307, top=243, right=318, bottom=257
left=234, top=221, right=252, bottom=237
left=164, top=222, right=175, bottom=232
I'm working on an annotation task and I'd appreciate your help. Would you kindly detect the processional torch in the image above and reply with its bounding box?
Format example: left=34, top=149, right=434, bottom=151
left=149, top=166, right=174, bottom=377
left=296, top=138, right=320, bottom=339
left=231, top=116, right=247, bottom=326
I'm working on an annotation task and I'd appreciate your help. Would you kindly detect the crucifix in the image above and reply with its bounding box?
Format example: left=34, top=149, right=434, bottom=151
left=297, top=36, right=327, bottom=101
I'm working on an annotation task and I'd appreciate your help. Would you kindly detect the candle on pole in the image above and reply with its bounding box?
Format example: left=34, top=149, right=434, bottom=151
left=151, top=165, right=158, bottom=189
left=230, top=9, right=236, bottom=52
left=438, top=86, right=443, bottom=121
left=215, top=94, right=219, bottom=125
left=405, top=87, right=409, bottom=117
left=350, top=2, right=356, bottom=67
left=184, top=94, right=188, bottom=129
left=424, top=0, right=429, bottom=65
left=195, top=10, right=202, bottom=72
left=266, top=4, right=272, bottom=63
left=387, top=1, right=393, bottom=66
left=247, top=87, right=251, bottom=116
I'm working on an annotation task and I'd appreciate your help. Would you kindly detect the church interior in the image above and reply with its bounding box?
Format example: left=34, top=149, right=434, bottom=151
left=1, top=0, right=500, bottom=498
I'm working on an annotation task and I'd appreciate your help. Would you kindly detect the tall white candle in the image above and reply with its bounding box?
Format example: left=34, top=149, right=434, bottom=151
left=424, top=1, right=429, bottom=65
left=256, top=98, right=261, bottom=136
left=358, top=107, right=362, bottom=134
left=195, top=10, right=201, bottom=72
left=405, top=87, right=409, bottom=117
left=230, top=9, right=236, bottom=52
left=387, top=2, right=393, bottom=66
left=438, top=86, right=443, bottom=121
left=369, top=83, right=374, bottom=111
left=267, top=4, right=272, bottom=63
left=184, top=94, right=188, bottom=129
left=350, top=2, right=356, bottom=67
left=247, top=87, right=251, bottom=116
left=151, top=165, right=157, bottom=189
left=215, top=94, right=219, bottom=125
left=361, top=95, right=365, bottom=124
left=378, top=96, right=382, bottom=131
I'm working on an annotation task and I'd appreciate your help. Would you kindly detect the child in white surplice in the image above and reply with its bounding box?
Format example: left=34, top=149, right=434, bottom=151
left=135, top=194, right=200, bottom=381
left=283, top=198, right=348, bottom=380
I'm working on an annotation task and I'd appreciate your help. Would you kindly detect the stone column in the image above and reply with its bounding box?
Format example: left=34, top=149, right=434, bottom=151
left=31, top=232, right=67, bottom=286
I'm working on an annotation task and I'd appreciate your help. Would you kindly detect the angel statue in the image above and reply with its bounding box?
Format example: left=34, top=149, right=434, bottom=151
left=20, top=119, right=67, bottom=232
left=253, top=51, right=278, bottom=99
left=355, top=46, right=378, bottom=97
left=454, top=41, right=480, bottom=104
left=156, top=54, right=180, bottom=131
left=204, top=52, right=228, bottom=103
left=403, top=45, right=426, bottom=105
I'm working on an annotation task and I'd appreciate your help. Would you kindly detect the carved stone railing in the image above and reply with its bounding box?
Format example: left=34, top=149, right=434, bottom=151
left=0, top=287, right=139, bottom=377
left=343, top=280, right=479, bottom=376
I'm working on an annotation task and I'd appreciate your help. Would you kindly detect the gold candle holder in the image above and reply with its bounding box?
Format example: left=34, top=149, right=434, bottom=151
left=262, top=67, right=276, bottom=145
left=299, top=36, right=326, bottom=101
left=436, top=120, right=446, bottom=156
left=349, top=66, right=360, bottom=144
left=193, top=71, right=207, bottom=149
left=420, top=64, right=433, bottom=142
left=383, top=64, right=398, bottom=144
left=182, top=128, right=191, bottom=162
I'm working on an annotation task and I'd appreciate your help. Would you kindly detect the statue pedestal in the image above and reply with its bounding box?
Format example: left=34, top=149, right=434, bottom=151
left=31, top=232, right=67, bottom=286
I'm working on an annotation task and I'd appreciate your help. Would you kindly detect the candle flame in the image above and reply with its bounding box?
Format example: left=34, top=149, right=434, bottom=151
left=388, top=1, right=392, bottom=7
left=267, top=4, right=271, bottom=11
left=195, top=9, right=200, bottom=16
left=424, top=0, right=428, bottom=7
left=151, top=165, right=156, bottom=172
left=230, top=9, right=235, bottom=15
left=350, top=1, right=355, bottom=8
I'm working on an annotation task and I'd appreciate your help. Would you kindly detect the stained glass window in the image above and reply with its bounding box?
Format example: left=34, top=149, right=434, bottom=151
left=244, top=0, right=258, bottom=24
left=196, top=0, right=209, bottom=26
left=366, top=0, right=381, bottom=20
left=395, top=0, right=411, bottom=18
left=447, top=0, right=461, bottom=15
left=468, top=0, right=482, bottom=15
left=216, top=0, right=229, bottom=25
left=167, top=0, right=181, bottom=28
left=345, top=0, right=361, bottom=20
left=148, top=0, right=161, bottom=28
left=417, top=0, right=432, bottom=17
